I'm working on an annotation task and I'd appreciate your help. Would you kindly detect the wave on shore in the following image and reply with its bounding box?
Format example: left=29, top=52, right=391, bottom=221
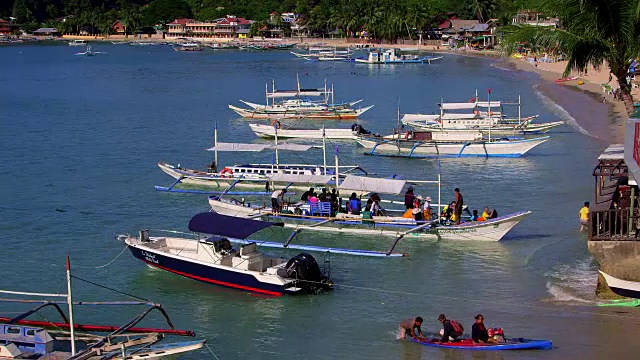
left=544, top=257, right=599, bottom=304
left=533, top=84, right=590, bottom=137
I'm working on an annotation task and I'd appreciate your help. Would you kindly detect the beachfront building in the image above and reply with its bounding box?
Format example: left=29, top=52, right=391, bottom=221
left=167, top=18, right=194, bottom=37
left=186, top=20, right=217, bottom=37
left=112, top=20, right=126, bottom=35
left=512, top=10, right=558, bottom=27
left=0, top=19, right=20, bottom=35
left=212, top=16, right=252, bottom=39
left=589, top=117, right=640, bottom=297
left=32, top=28, right=60, bottom=36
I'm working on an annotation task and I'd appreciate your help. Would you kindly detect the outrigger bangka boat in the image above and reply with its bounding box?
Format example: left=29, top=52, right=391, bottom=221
left=0, top=256, right=205, bottom=359
left=229, top=77, right=373, bottom=120
left=208, top=172, right=532, bottom=249
left=401, top=94, right=564, bottom=135
left=119, top=212, right=333, bottom=295
left=249, top=123, right=379, bottom=140
left=357, top=131, right=550, bottom=158
left=156, top=126, right=366, bottom=193
left=354, top=48, right=442, bottom=64
left=73, top=45, right=106, bottom=56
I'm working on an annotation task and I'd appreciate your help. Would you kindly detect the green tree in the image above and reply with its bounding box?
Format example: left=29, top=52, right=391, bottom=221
left=12, top=0, right=35, bottom=23
left=504, top=0, right=640, bottom=114
left=142, top=0, right=192, bottom=27
left=120, top=4, right=142, bottom=37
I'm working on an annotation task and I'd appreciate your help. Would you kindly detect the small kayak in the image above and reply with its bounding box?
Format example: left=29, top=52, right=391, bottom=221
left=555, top=76, right=579, bottom=83
left=411, top=338, right=552, bottom=350
left=598, top=298, right=640, bottom=307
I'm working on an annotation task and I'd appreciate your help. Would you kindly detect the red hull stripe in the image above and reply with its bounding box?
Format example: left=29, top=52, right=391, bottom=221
left=144, top=261, right=284, bottom=297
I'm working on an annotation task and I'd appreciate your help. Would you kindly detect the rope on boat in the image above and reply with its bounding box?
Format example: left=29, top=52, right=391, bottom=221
left=92, top=244, right=129, bottom=269
left=71, top=275, right=148, bottom=302
left=205, top=343, right=222, bottom=360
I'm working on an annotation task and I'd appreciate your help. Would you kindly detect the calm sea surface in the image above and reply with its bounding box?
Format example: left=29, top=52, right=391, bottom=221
left=1, top=43, right=639, bottom=359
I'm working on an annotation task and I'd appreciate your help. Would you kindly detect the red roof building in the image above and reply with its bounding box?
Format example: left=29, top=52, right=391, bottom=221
left=167, top=18, right=194, bottom=36
left=112, top=20, right=125, bottom=34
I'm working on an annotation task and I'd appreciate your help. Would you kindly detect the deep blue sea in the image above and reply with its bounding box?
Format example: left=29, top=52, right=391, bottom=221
left=1, top=42, right=638, bottom=359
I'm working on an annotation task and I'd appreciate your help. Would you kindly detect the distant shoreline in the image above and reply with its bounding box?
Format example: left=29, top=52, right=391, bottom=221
left=13, top=35, right=627, bottom=143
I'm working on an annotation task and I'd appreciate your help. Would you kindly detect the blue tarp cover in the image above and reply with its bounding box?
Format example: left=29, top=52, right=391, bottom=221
left=188, top=212, right=282, bottom=239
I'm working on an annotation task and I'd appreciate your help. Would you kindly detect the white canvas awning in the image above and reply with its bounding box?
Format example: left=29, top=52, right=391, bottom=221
left=476, top=101, right=501, bottom=108
left=338, top=175, right=407, bottom=195
left=207, top=143, right=271, bottom=152
left=268, top=173, right=333, bottom=184
left=440, top=102, right=477, bottom=110
left=207, top=143, right=314, bottom=152
left=267, top=90, right=325, bottom=98
left=402, top=114, right=440, bottom=122
left=441, top=113, right=479, bottom=120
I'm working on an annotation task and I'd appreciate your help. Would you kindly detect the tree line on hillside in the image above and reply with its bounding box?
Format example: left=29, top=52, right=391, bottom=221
left=4, top=0, right=543, bottom=35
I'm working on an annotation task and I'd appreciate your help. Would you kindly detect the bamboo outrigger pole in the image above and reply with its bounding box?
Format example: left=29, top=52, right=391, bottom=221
left=66, top=256, right=76, bottom=355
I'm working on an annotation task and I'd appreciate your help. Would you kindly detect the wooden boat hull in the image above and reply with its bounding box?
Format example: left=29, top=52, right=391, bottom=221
left=357, top=136, right=550, bottom=158
left=208, top=198, right=531, bottom=242
left=249, top=123, right=358, bottom=139
left=599, top=270, right=640, bottom=299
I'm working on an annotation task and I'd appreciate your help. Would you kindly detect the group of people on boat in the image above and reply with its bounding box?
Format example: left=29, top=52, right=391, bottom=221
left=399, top=313, right=505, bottom=344
left=346, top=192, right=384, bottom=216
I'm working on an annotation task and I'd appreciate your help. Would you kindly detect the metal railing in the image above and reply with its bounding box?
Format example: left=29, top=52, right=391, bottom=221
left=590, top=208, right=640, bottom=241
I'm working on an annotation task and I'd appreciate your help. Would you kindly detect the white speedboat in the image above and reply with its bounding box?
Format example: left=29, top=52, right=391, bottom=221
left=121, top=212, right=333, bottom=295
left=68, top=39, right=86, bottom=46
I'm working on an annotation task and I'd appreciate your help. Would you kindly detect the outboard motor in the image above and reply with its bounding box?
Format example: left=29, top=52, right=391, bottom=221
left=283, top=253, right=333, bottom=294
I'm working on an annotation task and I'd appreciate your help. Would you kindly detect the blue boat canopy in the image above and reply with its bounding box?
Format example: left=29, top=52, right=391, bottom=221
left=188, top=212, right=283, bottom=239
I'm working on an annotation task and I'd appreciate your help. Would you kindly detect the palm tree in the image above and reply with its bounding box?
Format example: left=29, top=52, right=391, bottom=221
left=503, top=0, right=640, bottom=114
left=121, top=5, right=142, bottom=38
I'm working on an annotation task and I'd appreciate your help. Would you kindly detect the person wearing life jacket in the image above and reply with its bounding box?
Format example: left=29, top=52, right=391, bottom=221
left=346, top=192, right=361, bottom=215
left=470, top=209, right=479, bottom=221
left=437, top=314, right=463, bottom=342
left=413, top=196, right=424, bottom=222
left=471, top=314, right=500, bottom=343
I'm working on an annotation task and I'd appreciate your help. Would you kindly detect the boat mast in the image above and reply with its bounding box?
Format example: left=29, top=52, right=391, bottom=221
left=331, top=83, right=335, bottom=105
left=66, top=256, right=76, bottom=356
left=214, top=122, right=218, bottom=168
left=274, top=122, right=279, bottom=166
left=437, top=160, right=442, bottom=219
left=440, top=95, right=444, bottom=129
left=334, top=145, right=339, bottom=187
left=265, top=83, right=269, bottom=107
left=488, top=88, right=492, bottom=141
left=322, top=125, right=327, bottom=175
left=518, top=94, right=521, bottom=126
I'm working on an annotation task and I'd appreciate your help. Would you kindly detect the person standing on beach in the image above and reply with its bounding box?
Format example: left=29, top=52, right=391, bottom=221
left=454, top=188, right=463, bottom=224
left=579, top=201, right=590, bottom=231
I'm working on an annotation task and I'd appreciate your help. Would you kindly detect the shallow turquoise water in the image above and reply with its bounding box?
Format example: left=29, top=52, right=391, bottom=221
left=1, top=43, right=638, bottom=359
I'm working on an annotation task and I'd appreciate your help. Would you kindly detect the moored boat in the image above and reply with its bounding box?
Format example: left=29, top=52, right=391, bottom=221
left=249, top=123, right=378, bottom=140
left=355, top=49, right=442, bottom=64
left=68, top=39, right=86, bottom=46
left=120, top=212, right=333, bottom=296
left=599, top=270, right=640, bottom=299
left=357, top=132, right=550, bottom=158
left=208, top=173, right=532, bottom=243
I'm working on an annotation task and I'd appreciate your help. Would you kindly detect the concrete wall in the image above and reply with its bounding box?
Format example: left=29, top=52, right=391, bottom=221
left=588, top=241, right=640, bottom=298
